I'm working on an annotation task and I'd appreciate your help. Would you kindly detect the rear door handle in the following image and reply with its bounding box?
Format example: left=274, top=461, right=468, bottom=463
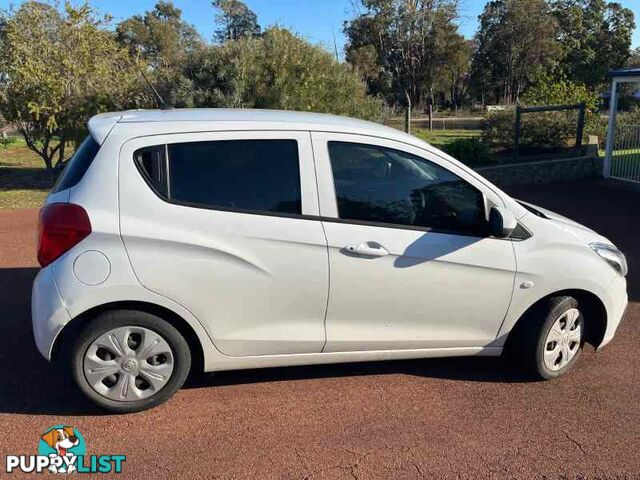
left=345, top=242, right=389, bottom=257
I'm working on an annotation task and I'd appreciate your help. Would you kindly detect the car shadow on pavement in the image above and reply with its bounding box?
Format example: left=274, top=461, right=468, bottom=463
left=185, top=354, right=538, bottom=392
left=0, top=267, right=106, bottom=416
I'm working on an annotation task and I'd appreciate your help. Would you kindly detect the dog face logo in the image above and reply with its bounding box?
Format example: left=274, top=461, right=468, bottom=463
left=41, top=427, right=79, bottom=457
left=38, top=426, right=86, bottom=474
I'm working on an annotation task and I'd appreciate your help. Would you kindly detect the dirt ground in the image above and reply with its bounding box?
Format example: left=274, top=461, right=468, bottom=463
left=0, top=179, right=638, bottom=479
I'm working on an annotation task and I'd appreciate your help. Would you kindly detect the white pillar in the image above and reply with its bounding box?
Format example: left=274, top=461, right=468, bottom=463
left=604, top=79, right=619, bottom=178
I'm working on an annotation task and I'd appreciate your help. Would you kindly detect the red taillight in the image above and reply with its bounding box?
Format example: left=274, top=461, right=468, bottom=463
left=37, top=203, right=91, bottom=267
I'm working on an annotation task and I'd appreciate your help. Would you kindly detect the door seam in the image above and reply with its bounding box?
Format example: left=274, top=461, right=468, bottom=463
left=309, top=131, right=331, bottom=352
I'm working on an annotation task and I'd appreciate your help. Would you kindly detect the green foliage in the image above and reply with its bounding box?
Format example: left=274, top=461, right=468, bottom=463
left=628, top=47, right=640, bottom=68
left=619, top=106, right=640, bottom=126
left=550, top=0, right=635, bottom=87
left=344, top=0, right=465, bottom=108
left=190, top=28, right=383, bottom=120
left=521, top=77, right=604, bottom=142
left=471, top=0, right=561, bottom=105
left=213, top=0, right=260, bottom=43
left=521, top=112, right=575, bottom=148
left=521, top=77, right=599, bottom=113
left=482, top=109, right=577, bottom=151
left=443, top=137, right=490, bottom=167
left=115, top=1, right=204, bottom=107
left=0, top=2, right=146, bottom=170
left=0, top=132, right=16, bottom=148
left=481, top=111, right=515, bottom=149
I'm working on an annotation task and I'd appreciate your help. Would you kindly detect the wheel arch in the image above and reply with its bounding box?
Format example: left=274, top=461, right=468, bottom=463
left=51, top=300, right=205, bottom=376
left=506, top=289, right=607, bottom=349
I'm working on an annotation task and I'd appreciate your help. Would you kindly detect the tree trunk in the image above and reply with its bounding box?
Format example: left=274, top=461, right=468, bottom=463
left=17, top=127, right=57, bottom=172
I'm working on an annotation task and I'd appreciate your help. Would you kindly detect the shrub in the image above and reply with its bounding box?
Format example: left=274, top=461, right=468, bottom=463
left=522, top=111, right=575, bottom=149
left=444, top=137, right=491, bottom=167
left=190, top=27, right=384, bottom=121
left=521, top=77, right=602, bottom=145
left=0, top=132, right=16, bottom=148
left=482, top=109, right=577, bottom=151
left=618, top=106, right=640, bottom=126
left=521, top=78, right=599, bottom=114
left=481, top=111, right=514, bottom=149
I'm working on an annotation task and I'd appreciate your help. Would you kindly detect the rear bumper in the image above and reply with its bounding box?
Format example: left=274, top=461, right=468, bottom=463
left=32, top=267, right=70, bottom=361
left=598, top=274, right=628, bottom=349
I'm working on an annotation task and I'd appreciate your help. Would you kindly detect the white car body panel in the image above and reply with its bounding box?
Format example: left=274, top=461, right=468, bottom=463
left=31, top=108, right=628, bottom=376
left=495, top=209, right=627, bottom=346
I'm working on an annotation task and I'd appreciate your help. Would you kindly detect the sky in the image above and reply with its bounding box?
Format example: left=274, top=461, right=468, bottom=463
left=1, top=0, right=639, bottom=55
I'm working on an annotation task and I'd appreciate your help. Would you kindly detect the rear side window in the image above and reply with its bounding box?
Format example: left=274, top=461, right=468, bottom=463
left=134, top=146, right=168, bottom=197
left=52, top=136, right=100, bottom=193
left=135, top=139, right=302, bottom=215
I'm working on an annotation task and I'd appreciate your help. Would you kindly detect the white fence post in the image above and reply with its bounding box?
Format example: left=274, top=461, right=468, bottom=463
left=604, top=79, right=618, bottom=178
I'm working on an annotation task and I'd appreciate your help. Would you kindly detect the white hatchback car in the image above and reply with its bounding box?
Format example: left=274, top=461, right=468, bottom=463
left=32, top=109, right=628, bottom=412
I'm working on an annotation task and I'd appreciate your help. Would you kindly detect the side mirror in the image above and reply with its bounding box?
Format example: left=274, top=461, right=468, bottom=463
left=489, top=206, right=517, bottom=238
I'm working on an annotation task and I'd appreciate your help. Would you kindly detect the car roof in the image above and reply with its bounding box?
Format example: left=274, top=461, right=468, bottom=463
left=87, top=108, right=412, bottom=145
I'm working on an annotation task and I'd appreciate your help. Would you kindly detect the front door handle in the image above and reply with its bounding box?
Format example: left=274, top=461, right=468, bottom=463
left=345, top=242, right=389, bottom=257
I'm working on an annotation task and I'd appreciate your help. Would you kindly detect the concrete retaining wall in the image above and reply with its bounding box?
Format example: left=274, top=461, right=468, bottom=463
left=474, top=136, right=603, bottom=188
left=474, top=156, right=603, bottom=188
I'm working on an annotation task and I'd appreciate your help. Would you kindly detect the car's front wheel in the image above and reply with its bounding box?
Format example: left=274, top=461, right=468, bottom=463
left=510, top=296, right=585, bottom=379
left=71, top=310, right=191, bottom=413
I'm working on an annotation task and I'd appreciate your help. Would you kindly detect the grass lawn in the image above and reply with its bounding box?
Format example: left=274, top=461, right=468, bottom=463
left=0, top=137, right=56, bottom=209
left=413, top=129, right=481, bottom=148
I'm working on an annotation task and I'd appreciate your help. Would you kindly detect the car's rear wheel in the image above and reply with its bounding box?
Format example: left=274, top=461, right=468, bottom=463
left=510, top=296, right=585, bottom=379
left=71, top=310, right=191, bottom=413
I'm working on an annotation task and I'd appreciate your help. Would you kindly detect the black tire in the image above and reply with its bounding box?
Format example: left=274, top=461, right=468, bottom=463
left=70, top=310, right=191, bottom=413
left=507, top=296, right=585, bottom=380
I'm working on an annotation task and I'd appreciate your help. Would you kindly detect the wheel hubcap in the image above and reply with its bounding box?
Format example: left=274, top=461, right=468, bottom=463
left=83, top=326, right=174, bottom=402
left=543, top=308, right=582, bottom=371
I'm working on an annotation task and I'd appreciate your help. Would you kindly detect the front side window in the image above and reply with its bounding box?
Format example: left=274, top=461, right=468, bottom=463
left=328, top=141, right=487, bottom=235
left=135, top=139, right=302, bottom=215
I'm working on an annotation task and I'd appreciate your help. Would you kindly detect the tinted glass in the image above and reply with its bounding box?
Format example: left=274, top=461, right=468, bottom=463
left=168, top=140, right=301, bottom=214
left=52, top=136, right=100, bottom=193
left=135, top=146, right=167, bottom=197
left=328, top=141, right=486, bottom=234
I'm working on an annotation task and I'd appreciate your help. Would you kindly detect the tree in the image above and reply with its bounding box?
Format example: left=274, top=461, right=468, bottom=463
left=189, top=27, right=382, bottom=120
left=470, top=0, right=561, bottom=105
left=344, top=17, right=390, bottom=99
left=432, top=34, right=473, bottom=109
left=627, top=47, right=640, bottom=68
left=116, top=1, right=204, bottom=106
left=213, top=0, right=260, bottom=43
left=551, top=0, right=635, bottom=87
left=344, top=0, right=463, bottom=108
left=0, top=2, right=144, bottom=172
